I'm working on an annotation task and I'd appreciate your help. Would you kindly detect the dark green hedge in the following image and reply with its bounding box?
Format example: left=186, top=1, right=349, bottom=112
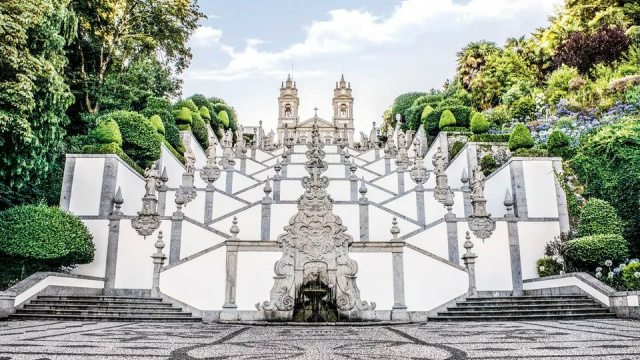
left=537, top=257, right=563, bottom=277
left=91, top=119, right=122, bottom=146
left=424, top=106, right=473, bottom=135
left=142, top=97, right=183, bottom=154
left=564, top=234, right=629, bottom=270
left=577, top=198, right=624, bottom=238
left=101, top=111, right=162, bottom=169
left=509, top=96, right=536, bottom=120
left=480, top=154, right=498, bottom=176
left=0, top=204, right=95, bottom=289
left=512, top=147, right=549, bottom=157
left=469, top=133, right=511, bottom=142
left=450, top=141, right=465, bottom=158
left=191, top=112, right=210, bottom=149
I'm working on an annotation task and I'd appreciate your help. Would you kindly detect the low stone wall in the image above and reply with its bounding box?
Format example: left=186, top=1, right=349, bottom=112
left=0, top=291, right=16, bottom=318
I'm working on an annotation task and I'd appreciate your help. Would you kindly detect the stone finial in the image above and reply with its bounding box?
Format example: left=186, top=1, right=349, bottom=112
left=359, top=177, right=368, bottom=197
left=274, top=159, right=282, bottom=178
left=175, top=190, right=185, bottom=212
left=463, top=231, right=473, bottom=251
left=390, top=217, right=401, bottom=240
left=112, top=187, right=124, bottom=215
left=160, top=167, right=169, bottom=184
left=444, top=187, right=455, bottom=213
left=461, top=167, right=469, bottom=185
left=504, top=188, right=514, bottom=214
left=230, top=216, right=240, bottom=240
left=154, top=230, right=166, bottom=253
left=263, top=176, right=272, bottom=199
left=344, top=148, right=351, bottom=161
left=350, top=158, right=357, bottom=179
left=150, top=230, right=167, bottom=297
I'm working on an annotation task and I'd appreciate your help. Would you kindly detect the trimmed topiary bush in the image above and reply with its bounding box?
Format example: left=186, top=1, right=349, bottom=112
left=218, top=110, right=230, bottom=129
left=509, top=124, right=534, bottom=151
left=173, top=99, right=198, bottom=113
left=199, top=106, right=211, bottom=121
left=98, top=111, right=162, bottom=169
left=480, top=154, right=498, bottom=176
left=547, top=129, right=570, bottom=149
left=421, top=105, right=434, bottom=121
left=513, top=147, right=549, bottom=157
left=142, top=97, right=183, bottom=154
left=0, top=204, right=95, bottom=288
left=470, top=113, right=489, bottom=134
left=537, top=257, right=563, bottom=277
left=509, top=96, right=536, bottom=120
left=622, top=262, right=640, bottom=290
left=441, top=126, right=471, bottom=133
left=149, top=115, right=165, bottom=135
left=564, top=234, right=629, bottom=270
left=450, top=141, right=465, bottom=159
left=175, top=107, right=193, bottom=130
left=577, top=198, right=624, bottom=238
left=91, top=119, right=122, bottom=146
left=439, top=110, right=456, bottom=129
left=469, top=133, right=511, bottom=142
left=191, top=112, right=210, bottom=150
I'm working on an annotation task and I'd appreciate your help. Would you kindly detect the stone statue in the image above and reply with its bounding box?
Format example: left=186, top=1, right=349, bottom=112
left=432, top=147, right=446, bottom=176
left=144, top=164, right=161, bottom=197
left=184, top=146, right=196, bottom=174
left=471, top=165, right=486, bottom=200
left=205, top=142, right=217, bottom=167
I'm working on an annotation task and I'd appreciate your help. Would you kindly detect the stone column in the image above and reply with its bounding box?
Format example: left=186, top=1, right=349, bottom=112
left=505, top=190, right=524, bottom=296
left=390, top=218, right=409, bottom=320
left=221, top=218, right=240, bottom=321
left=444, top=188, right=459, bottom=263
left=104, top=188, right=124, bottom=294
left=461, top=168, right=472, bottom=217
left=225, top=168, right=234, bottom=194
left=461, top=231, right=478, bottom=297
left=157, top=167, right=169, bottom=216
left=416, top=186, right=425, bottom=226
left=169, top=194, right=185, bottom=265
left=273, top=160, right=282, bottom=202
left=349, top=159, right=358, bottom=201
left=397, top=169, right=405, bottom=194
left=99, top=157, right=119, bottom=217
left=261, top=178, right=272, bottom=241
left=204, top=187, right=215, bottom=223
left=509, top=160, right=528, bottom=219
left=150, top=231, right=167, bottom=298
left=385, top=157, right=391, bottom=175
left=344, top=150, right=351, bottom=178
left=359, top=179, right=369, bottom=242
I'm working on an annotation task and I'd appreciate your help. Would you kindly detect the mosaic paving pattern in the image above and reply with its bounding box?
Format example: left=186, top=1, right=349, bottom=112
left=0, top=319, right=639, bottom=359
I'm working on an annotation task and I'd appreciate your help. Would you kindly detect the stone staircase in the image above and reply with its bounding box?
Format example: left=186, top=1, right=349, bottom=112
left=9, top=295, right=201, bottom=322
left=429, top=295, right=616, bottom=321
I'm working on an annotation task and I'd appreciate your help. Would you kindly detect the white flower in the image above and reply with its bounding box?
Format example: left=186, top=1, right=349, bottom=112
left=559, top=270, right=565, bottom=275
left=596, top=272, right=602, bottom=279
left=620, top=264, right=626, bottom=270
left=556, top=257, right=564, bottom=264
left=596, top=267, right=603, bottom=273
left=608, top=272, right=614, bottom=278
left=552, top=255, right=559, bottom=261
left=539, top=266, right=545, bottom=272
left=605, top=260, right=613, bottom=267
left=635, top=272, right=640, bottom=279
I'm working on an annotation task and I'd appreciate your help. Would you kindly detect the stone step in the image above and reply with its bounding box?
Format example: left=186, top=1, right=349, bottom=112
left=9, top=313, right=202, bottom=322
left=428, top=313, right=617, bottom=322
left=449, top=303, right=605, bottom=311
left=464, top=295, right=588, bottom=302
left=37, top=295, right=164, bottom=302
left=455, top=299, right=597, bottom=306
left=23, top=304, right=183, bottom=311
left=16, top=308, right=189, bottom=316
left=29, top=299, right=174, bottom=307
left=438, top=307, right=611, bottom=317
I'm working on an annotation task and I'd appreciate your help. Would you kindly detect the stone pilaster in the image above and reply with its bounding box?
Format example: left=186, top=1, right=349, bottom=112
left=385, top=157, right=391, bottom=175
left=204, top=187, right=215, bottom=223
left=99, top=157, right=119, bottom=217
left=552, top=159, right=570, bottom=234
left=59, top=156, right=76, bottom=211
left=461, top=168, right=472, bottom=217
left=416, top=187, right=425, bottom=226
left=221, top=221, right=240, bottom=321
left=169, top=196, right=185, bottom=265
left=461, top=232, right=478, bottom=297
left=505, top=190, right=524, bottom=296
left=225, top=169, right=234, bottom=194
left=150, top=231, right=167, bottom=298
left=397, top=170, right=405, bottom=194
left=391, top=251, right=409, bottom=320
left=0, top=292, right=15, bottom=318
left=157, top=167, right=168, bottom=216
left=104, top=187, right=124, bottom=294
left=261, top=178, right=272, bottom=241
left=359, top=179, right=369, bottom=242
left=509, top=160, right=528, bottom=219
left=240, top=157, right=247, bottom=174
left=444, top=188, right=459, bottom=263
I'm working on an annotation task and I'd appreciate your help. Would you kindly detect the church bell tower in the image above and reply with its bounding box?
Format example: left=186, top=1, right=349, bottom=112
left=332, top=74, right=354, bottom=145
left=278, top=74, right=299, bottom=143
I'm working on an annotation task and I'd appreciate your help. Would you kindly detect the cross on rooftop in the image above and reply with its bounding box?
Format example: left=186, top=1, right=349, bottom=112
left=314, top=107, right=319, bottom=117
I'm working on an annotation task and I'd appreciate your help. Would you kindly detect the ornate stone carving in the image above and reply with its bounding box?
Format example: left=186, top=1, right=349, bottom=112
left=395, top=131, right=410, bottom=170
left=259, top=120, right=374, bottom=318
left=201, top=142, right=221, bottom=186
left=184, top=147, right=196, bottom=175
left=220, top=130, right=236, bottom=169
left=433, top=147, right=448, bottom=203
left=132, top=166, right=162, bottom=238
left=384, top=127, right=397, bottom=158
left=177, top=143, right=197, bottom=205
left=468, top=165, right=496, bottom=240
left=409, top=138, right=429, bottom=187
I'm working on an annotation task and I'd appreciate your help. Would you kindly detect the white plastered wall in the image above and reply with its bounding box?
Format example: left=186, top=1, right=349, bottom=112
left=72, top=220, right=109, bottom=278
left=518, top=221, right=561, bottom=280
left=523, top=160, right=559, bottom=218
left=350, top=253, right=394, bottom=310
left=460, top=222, right=513, bottom=291
left=69, top=157, right=104, bottom=216
left=236, top=252, right=283, bottom=310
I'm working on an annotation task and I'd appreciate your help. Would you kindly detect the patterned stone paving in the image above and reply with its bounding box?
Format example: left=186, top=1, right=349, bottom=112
left=0, top=319, right=639, bottom=359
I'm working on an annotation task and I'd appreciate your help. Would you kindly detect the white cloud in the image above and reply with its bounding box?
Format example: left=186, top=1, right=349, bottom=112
left=190, top=0, right=560, bottom=80
left=190, top=25, right=223, bottom=47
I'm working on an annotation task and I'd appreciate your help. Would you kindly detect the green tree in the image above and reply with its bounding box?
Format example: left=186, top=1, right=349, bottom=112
left=142, top=97, right=183, bottom=153
left=456, top=41, right=501, bottom=90
left=0, top=0, right=76, bottom=190
left=390, top=92, right=426, bottom=126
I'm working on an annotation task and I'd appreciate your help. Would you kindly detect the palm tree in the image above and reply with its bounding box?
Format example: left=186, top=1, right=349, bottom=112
left=456, top=41, right=501, bottom=90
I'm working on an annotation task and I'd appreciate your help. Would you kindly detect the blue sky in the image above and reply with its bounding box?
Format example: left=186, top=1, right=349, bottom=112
left=180, top=0, right=562, bottom=133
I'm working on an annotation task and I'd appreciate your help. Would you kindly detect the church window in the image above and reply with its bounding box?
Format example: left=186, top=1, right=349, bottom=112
left=325, top=138, right=331, bottom=145
left=340, top=104, right=347, bottom=117
left=284, top=104, right=292, bottom=118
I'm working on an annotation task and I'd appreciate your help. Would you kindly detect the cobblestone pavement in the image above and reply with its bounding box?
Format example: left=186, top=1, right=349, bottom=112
left=0, top=319, right=639, bottom=359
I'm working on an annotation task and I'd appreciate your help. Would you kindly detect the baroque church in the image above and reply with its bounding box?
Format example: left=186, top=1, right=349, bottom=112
left=277, top=74, right=355, bottom=146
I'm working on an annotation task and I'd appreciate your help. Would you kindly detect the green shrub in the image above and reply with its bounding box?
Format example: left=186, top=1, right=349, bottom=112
left=174, top=99, right=198, bottom=113
left=537, top=257, right=563, bottom=277
left=450, top=141, right=465, bottom=158
left=444, top=106, right=473, bottom=127
left=149, top=115, right=165, bottom=135
left=513, top=147, right=549, bottom=157
left=83, top=143, right=144, bottom=175
left=470, top=113, right=490, bottom=134
left=191, top=112, right=210, bottom=149
left=547, top=130, right=570, bottom=149
left=175, top=107, right=193, bottom=128
left=509, top=96, right=536, bottom=120
left=421, top=105, right=434, bottom=120
left=199, top=106, right=211, bottom=121
left=509, top=124, right=534, bottom=151
left=577, top=198, right=624, bottom=238
left=624, top=85, right=640, bottom=105
left=441, top=126, right=471, bottom=133
left=469, top=133, right=511, bottom=142
left=91, top=119, right=122, bottom=146
left=480, top=155, right=498, bottom=176
left=485, top=106, right=510, bottom=125
left=187, top=94, right=210, bottom=109
left=142, top=97, right=183, bottom=154
left=622, top=262, right=640, bottom=290
left=391, top=92, right=426, bottom=125
left=0, top=204, right=95, bottom=288
left=564, top=234, right=629, bottom=270
left=218, top=110, right=230, bottom=128
left=439, top=110, right=456, bottom=129
left=98, top=111, right=162, bottom=169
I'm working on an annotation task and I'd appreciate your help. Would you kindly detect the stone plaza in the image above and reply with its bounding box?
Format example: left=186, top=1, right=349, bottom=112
left=1, top=319, right=640, bottom=359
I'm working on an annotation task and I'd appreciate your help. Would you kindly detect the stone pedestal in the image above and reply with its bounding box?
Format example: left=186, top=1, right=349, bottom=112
left=391, top=252, right=409, bottom=321
left=0, top=292, right=16, bottom=318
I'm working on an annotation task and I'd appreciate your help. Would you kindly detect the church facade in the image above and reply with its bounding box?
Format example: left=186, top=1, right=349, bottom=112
left=277, top=74, right=355, bottom=146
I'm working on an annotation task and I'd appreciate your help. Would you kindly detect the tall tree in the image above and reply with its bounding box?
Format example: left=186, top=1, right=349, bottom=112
left=456, top=41, right=501, bottom=90
left=66, top=0, right=204, bottom=131
left=0, top=0, right=76, bottom=190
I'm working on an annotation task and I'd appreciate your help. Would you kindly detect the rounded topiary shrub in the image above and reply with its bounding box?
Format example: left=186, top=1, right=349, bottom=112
left=547, top=129, right=570, bottom=149
left=149, top=115, right=165, bottom=135
left=91, top=119, right=122, bottom=146
left=0, top=204, right=95, bottom=288
left=421, top=105, right=434, bottom=121
left=537, top=257, right=563, bottom=277
left=577, top=198, right=624, bottom=238
left=509, top=123, right=534, bottom=151
left=563, top=234, right=629, bottom=270
left=199, top=106, right=211, bottom=121
left=622, top=262, right=640, bottom=290
left=191, top=112, right=210, bottom=149
left=480, top=154, right=498, bottom=176
left=470, top=113, right=490, bottom=134
left=174, top=99, right=198, bottom=113
left=509, top=96, right=536, bottom=120
left=218, top=110, right=230, bottom=129
left=175, top=107, right=193, bottom=130
left=99, top=111, right=162, bottom=168
left=439, top=110, right=456, bottom=129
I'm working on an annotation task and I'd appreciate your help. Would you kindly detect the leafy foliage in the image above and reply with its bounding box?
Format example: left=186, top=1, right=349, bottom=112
left=439, top=110, right=456, bottom=129
left=98, top=111, right=161, bottom=168
left=537, top=257, right=563, bottom=277
left=175, top=107, right=193, bottom=127
left=564, top=234, right=629, bottom=270
left=480, top=154, right=498, bottom=176
left=470, top=113, right=490, bottom=134
left=553, top=26, right=630, bottom=75
left=469, top=133, right=511, bottom=142
left=218, top=110, right=230, bottom=128
left=83, top=140, right=143, bottom=175
left=622, top=262, right=640, bottom=290
left=578, top=198, right=624, bottom=237
left=90, top=119, right=122, bottom=146
left=191, top=112, right=209, bottom=149
left=509, top=124, right=535, bottom=151
left=509, top=97, right=536, bottom=120
left=513, top=147, right=549, bottom=157
left=391, top=92, right=426, bottom=126
left=149, top=115, right=165, bottom=135
left=450, top=141, right=465, bottom=158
